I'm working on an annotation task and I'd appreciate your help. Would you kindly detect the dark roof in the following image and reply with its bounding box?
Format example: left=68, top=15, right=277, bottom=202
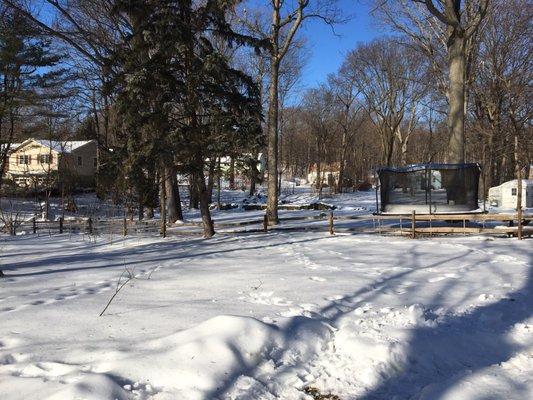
left=376, top=163, right=481, bottom=173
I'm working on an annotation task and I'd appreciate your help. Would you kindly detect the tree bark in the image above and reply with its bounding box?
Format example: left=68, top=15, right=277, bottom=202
left=165, top=165, right=183, bottom=223
left=228, top=157, right=236, bottom=189
left=195, top=161, right=215, bottom=238
left=189, top=175, right=199, bottom=209
left=447, top=29, right=466, bottom=163
left=159, top=168, right=167, bottom=237
left=207, top=158, right=216, bottom=203
left=266, top=57, right=280, bottom=225
left=138, top=201, right=144, bottom=221
left=249, top=155, right=257, bottom=196
left=217, top=158, right=222, bottom=209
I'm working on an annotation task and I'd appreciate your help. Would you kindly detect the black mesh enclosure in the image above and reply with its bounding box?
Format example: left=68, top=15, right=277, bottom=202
left=377, top=163, right=481, bottom=214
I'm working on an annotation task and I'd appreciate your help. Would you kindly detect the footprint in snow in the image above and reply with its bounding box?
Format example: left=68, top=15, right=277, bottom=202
left=310, top=276, right=326, bottom=282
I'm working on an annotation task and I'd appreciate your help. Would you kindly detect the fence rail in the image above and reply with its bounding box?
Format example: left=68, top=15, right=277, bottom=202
left=1, top=211, right=531, bottom=239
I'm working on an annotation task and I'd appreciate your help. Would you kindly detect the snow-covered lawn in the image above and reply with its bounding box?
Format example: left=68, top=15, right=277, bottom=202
left=0, top=230, right=531, bottom=400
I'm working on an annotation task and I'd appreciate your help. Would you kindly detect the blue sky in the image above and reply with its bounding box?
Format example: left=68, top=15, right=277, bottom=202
left=299, top=0, right=383, bottom=88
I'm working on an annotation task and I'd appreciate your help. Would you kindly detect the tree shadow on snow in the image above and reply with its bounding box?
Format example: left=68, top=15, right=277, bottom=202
left=355, top=244, right=532, bottom=400
left=207, top=237, right=532, bottom=399
left=2, top=232, right=332, bottom=278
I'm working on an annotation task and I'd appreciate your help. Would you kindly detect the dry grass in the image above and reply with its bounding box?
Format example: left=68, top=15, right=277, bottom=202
left=304, top=386, right=342, bottom=400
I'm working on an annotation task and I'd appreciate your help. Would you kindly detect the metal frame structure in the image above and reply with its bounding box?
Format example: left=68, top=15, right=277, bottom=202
left=375, top=163, right=482, bottom=215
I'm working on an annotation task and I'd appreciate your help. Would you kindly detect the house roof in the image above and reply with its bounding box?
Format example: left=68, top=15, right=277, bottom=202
left=0, top=143, right=21, bottom=153
left=496, top=179, right=533, bottom=188
left=14, top=139, right=95, bottom=154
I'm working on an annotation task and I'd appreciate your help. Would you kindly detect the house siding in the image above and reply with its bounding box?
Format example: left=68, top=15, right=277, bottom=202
left=6, top=139, right=96, bottom=188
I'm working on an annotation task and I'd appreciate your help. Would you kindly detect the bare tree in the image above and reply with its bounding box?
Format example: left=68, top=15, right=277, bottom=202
left=343, top=38, right=427, bottom=166
left=262, top=0, right=341, bottom=225
left=374, top=0, right=490, bottom=163
left=328, top=71, right=363, bottom=192
left=301, top=86, right=336, bottom=197
left=470, top=0, right=532, bottom=189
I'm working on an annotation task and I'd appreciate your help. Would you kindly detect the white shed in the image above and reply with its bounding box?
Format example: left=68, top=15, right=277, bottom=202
left=488, top=179, right=533, bottom=209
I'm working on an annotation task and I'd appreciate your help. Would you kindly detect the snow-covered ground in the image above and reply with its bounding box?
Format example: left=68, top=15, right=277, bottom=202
left=0, top=183, right=377, bottom=221
left=1, top=228, right=531, bottom=399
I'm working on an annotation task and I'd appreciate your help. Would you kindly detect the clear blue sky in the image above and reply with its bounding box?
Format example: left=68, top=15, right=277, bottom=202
left=299, top=0, right=383, bottom=88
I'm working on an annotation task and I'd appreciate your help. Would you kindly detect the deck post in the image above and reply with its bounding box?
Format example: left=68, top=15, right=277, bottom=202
left=59, top=217, right=64, bottom=234
left=328, top=211, right=334, bottom=235
left=411, top=210, right=416, bottom=239
left=32, top=217, right=36, bottom=234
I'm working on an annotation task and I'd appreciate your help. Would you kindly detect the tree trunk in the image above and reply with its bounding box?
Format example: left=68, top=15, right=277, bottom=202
left=217, top=158, right=222, bottom=209
left=266, top=58, right=280, bottom=225
left=400, top=137, right=409, bottom=166
left=207, top=158, right=216, bottom=203
left=189, top=175, right=199, bottom=209
left=337, top=129, right=348, bottom=193
left=515, top=133, right=522, bottom=239
left=447, top=30, right=466, bottom=163
left=228, top=157, right=236, bottom=189
left=249, top=157, right=257, bottom=197
left=138, top=201, right=144, bottom=221
left=195, top=161, right=215, bottom=238
left=165, top=165, right=183, bottom=223
left=384, top=128, right=395, bottom=167
left=159, top=168, right=167, bottom=237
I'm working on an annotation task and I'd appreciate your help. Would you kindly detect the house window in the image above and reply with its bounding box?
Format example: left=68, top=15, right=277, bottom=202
left=18, top=155, right=30, bottom=165
left=77, top=156, right=83, bottom=166
left=39, top=154, right=52, bottom=164
left=511, top=188, right=517, bottom=196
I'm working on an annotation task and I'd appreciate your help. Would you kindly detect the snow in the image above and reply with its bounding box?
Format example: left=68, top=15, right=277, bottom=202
left=1, top=222, right=531, bottom=399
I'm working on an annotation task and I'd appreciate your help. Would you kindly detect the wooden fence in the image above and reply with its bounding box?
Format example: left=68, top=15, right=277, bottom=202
left=1, top=211, right=531, bottom=239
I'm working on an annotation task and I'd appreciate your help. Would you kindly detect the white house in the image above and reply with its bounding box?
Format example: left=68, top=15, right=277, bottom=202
left=6, top=138, right=97, bottom=187
left=488, top=179, right=533, bottom=209
left=307, top=162, right=340, bottom=187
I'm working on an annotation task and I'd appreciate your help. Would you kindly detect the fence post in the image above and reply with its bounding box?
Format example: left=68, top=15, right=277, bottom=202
left=328, top=210, right=334, bottom=235
left=517, top=208, right=523, bottom=240
left=87, top=218, right=93, bottom=235
left=263, top=214, right=268, bottom=232
left=32, top=217, right=36, bottom=234
left=59, top=217, right=64, bottom=234
left=411, top=210, right=416, bottom=239
left=123, top=217, right=128, bottom=237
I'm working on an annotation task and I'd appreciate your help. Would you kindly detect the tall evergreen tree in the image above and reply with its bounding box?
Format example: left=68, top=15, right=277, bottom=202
left=0, top=6, right=65, bottom=186
left=110, top=0, right=263, bottom=237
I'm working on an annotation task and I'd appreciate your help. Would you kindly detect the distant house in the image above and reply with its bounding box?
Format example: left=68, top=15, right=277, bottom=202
left=307, top=162, right=340, bottom=187
left=488, top=179, right=533, bottom=209
left=6, top=139, right=97, bottom=188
